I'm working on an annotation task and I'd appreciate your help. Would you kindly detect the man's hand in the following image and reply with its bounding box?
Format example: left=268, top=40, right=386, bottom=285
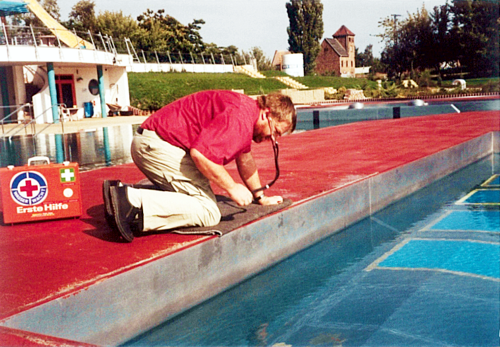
left=227, top=183, right=254, bottom=206
left=258, top=195, right=283, bottom=205
left=191, top=148, right=250, bottom=205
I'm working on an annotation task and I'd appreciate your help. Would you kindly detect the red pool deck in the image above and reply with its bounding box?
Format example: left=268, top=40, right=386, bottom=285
left=0, top=110, right=499, bottom=345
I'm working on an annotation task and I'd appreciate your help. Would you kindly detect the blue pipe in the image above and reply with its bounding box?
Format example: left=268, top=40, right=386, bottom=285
left=46, top=63, right=59, bottom=124
left=97, top=65, right=107, bottom=118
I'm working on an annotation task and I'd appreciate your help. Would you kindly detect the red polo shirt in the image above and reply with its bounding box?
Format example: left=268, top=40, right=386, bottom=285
left=141, top=90, right=260, bottom=165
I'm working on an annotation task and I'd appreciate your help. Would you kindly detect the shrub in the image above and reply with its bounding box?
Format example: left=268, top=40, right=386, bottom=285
left=363, top=87, right=381, bottom=98
left=482, top=81, right=500, bottom=93
left=379, top=81, right=399, bottom=98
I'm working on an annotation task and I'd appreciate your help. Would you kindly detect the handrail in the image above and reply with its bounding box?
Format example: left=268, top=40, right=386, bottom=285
left=4, top=105, right=51, bottom=138
left=0, top=104, right=32, bottom=134
left=0, top=24, right=246, bottom=65
left=6, top=104, right=66, bottom=140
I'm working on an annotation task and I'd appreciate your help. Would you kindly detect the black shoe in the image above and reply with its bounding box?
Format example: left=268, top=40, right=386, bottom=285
left=103, top=180, right=121, bottom=225
left=110, top=186, right=141, bottom=242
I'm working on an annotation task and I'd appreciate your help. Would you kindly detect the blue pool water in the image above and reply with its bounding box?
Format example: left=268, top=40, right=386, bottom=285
left=429, top=210, right=500, bottom=232
left=124, top=154, right=499, bottom=346
left=483, top=174, right=500, bottom=186
left=458, top=189, right=500, bottom=205
left=377, top=239, right=499, bottom=279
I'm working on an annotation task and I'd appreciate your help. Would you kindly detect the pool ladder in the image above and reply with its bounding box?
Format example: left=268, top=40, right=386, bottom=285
left=1, top=104, right=67, bottom=140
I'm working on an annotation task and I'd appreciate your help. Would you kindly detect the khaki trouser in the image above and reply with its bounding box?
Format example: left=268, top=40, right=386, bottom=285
left=131, top=129, right=221, bottom=231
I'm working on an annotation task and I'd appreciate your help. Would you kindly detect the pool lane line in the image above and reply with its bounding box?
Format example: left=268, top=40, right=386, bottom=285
left=450, top=104, right=461, bottom=113
left=370, top=265, right=500, bottom=282
left=365, top=238, right=412, bottom=272
left=481, top=174, right=500, bottom=188
left=455, top=188, right=500, bottom=206
left=370, top=217, right=401, bottom=233
left=419, top=210, right=500, bottom=234
left=419, top=210, right=454, bottom=232
left=365, top=237, right=500, bottom=283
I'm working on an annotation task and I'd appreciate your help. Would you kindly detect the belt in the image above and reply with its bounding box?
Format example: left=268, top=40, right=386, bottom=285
left=137, top=126, right=144, bottom=134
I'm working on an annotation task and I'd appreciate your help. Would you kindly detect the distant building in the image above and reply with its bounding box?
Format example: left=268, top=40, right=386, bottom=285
left=271, top=50, right=290, bottom=71
left=355, top=66, right=371, bottom=75
left=0, top=1, right=132, bottom=123
left=315, top=25, right=356, bottom=77
left=271, top=50, right=305, bottom=77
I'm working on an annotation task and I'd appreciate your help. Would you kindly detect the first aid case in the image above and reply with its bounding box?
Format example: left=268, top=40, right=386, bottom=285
left=0, top=157, right=82, bottom=224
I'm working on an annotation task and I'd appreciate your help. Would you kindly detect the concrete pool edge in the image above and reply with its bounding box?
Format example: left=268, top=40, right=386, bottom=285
left=1, top=132, right=498, bottom=345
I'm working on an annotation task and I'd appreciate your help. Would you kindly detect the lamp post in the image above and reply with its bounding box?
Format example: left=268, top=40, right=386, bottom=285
left=391, top=14, right=401, bottom=43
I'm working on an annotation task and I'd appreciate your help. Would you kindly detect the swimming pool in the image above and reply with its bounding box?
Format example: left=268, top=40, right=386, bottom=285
left=124, top=154, right=499, bottom=346
left=296, top=98, right=500, bottom=130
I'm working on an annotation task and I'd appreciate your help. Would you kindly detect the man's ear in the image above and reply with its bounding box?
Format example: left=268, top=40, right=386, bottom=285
left=262, top=108, right=270, bottom=120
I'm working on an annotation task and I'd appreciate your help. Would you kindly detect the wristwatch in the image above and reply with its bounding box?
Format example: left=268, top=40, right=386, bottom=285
left=254, top=194, right=265, bottom=203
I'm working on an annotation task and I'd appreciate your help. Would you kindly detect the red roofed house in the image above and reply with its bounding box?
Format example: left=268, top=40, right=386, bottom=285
left=315, top=25, right=356, bottom=77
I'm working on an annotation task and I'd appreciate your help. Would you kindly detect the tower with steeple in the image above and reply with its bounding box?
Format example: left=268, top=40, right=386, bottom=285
left=315, top=25, right=356, bottom=77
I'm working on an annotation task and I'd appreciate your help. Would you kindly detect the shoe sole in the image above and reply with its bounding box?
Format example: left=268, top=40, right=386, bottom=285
left=103, top=180, right=120, bottom=224
left=110, top=186, right=135, bottom=242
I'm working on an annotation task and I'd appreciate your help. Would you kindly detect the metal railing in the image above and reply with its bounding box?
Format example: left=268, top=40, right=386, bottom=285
left=2, top=104, right=68, bottom=140
left=0, top=23, right=116, bottom=53
left=0, top=23, right=251, bottom=66
left=1, top=104, right=33, bottom=135
left=133, top=49, right=248, bottom=66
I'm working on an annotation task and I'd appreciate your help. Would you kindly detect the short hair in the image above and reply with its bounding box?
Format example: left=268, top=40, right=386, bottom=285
left=257, top=93, right=297, bottom=134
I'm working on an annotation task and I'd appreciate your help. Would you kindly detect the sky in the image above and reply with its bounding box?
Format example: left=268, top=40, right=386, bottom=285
left=58, top=0, right=448, bottom=59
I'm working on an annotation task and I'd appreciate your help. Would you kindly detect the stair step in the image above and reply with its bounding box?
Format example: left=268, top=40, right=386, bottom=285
left=274, top=76, right=308, bottom=89
left=234, top=66, right=266, bottom=79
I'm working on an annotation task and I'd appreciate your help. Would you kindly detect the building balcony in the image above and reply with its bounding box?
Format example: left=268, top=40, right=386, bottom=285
left=0, top=24, right=132, bottom=67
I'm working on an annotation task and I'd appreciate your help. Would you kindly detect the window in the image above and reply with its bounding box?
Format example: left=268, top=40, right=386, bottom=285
left=88, top=79, right=99, bottom=96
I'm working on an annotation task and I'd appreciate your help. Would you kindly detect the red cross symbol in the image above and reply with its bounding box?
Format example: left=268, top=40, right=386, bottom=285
left=20, top=179, right=39, bottom=197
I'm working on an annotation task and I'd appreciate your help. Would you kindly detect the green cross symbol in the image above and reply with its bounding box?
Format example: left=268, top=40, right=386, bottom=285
left=60, top=168, right=75, bottom=182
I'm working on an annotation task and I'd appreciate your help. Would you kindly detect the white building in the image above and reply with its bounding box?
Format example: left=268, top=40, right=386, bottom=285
left=0, top=0, right=132, bottom=124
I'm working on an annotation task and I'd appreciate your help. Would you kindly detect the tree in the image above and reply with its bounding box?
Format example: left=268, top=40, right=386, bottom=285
left=356, top=44, right=386, bottom=75
left=429, top=3, right=454, bottom=77
left=379, top=6, right=434, bottom=78
left=249, top=47, right=272, bottom=71
left=95, top=11, right=138, bottom=41
left=135, top=9, right=205, bottom=53
left=42, top=0, right=60, bottom=21
left=356, top=44, right=374, bottom=67
left=66, top=0, right=97, bottom=33
left=286, top=0, right=324, bottom=75
left=19, top=0, right=60, bottom=28
left=379, top=0, right=499, bottom=79
left=449, top=0, right=499, bottom=77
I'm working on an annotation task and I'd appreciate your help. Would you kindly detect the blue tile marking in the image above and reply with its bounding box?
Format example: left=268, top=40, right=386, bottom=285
left=429, top=210, right=500, bottom=232
left=482, top=174, right=500, bottom=187
left=378, top=239, right=500, bottom=279
left=457, top=189, right=500, bottom=205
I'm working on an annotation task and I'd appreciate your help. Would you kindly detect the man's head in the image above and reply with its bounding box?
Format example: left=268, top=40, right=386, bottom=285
left=253, top=93, right=296, bottom=143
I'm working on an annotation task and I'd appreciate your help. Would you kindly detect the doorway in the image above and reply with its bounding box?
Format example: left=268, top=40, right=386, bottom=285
left=55, top=75, right=76, bottom=108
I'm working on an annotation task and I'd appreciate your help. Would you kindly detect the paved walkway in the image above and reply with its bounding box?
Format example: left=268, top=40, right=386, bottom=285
left=0, top=110, right=498, bottom=346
